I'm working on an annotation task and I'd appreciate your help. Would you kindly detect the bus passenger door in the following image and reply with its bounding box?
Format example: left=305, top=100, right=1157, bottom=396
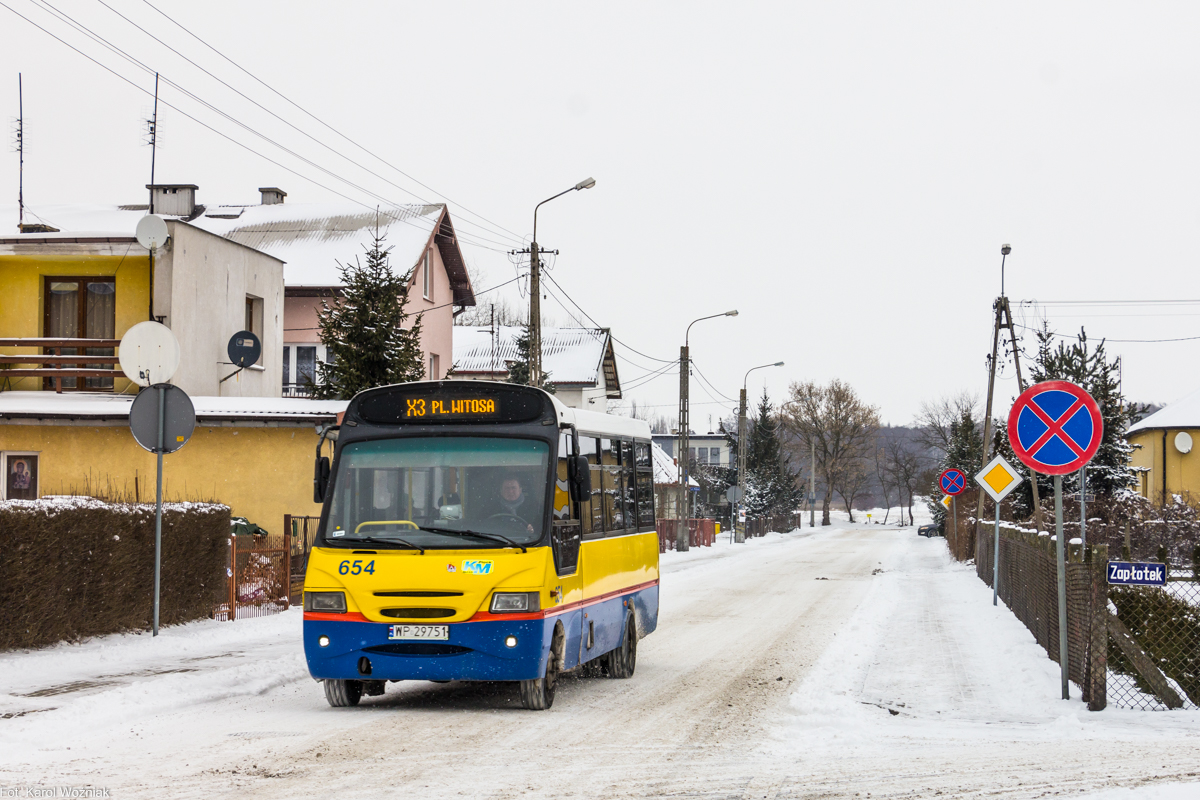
left=554, top=429, right=585, bottom=669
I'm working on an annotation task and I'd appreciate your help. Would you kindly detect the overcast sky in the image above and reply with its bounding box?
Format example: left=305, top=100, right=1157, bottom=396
left=3, top=1, right=1199, bottom=426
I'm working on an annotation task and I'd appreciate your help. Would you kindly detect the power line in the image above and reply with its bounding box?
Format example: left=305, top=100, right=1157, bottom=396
left=541, top=271, right=676, bottom=364
left=11, top=0, right=510, bottom=252
left=135, top=0, right=526, bottom=247
left=690, top=359, right=736, bottom=403
left=1013, top=323, right=1200, bottom=344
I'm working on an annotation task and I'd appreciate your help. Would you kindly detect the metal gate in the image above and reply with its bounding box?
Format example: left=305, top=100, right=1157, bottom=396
left=214, top=535, right=291, bottom=621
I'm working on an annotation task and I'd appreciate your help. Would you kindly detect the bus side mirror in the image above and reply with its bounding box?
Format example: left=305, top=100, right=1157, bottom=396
left=314, top=456, right=330, bottom=503
left=571, top=455, right=591, bottom=496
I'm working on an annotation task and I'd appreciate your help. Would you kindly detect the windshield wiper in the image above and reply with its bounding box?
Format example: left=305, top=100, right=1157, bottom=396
left=419, top=525, right=527, bottom=553
left=337, top=535, right=425, bottom=554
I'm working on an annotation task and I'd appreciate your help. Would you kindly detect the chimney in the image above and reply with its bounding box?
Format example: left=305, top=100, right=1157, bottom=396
left=259, top=187, right=287, bottom=205
left=146, top=184, right=199, bottom=217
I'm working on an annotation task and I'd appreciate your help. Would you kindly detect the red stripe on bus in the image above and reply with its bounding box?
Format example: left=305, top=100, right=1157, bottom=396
left=304, top=611, right=371, bottom=622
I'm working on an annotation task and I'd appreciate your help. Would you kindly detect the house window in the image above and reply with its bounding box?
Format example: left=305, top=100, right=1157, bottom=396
left=43, top=277, right=116, bottom=390
left=3, top=453, right=39, bottom=500
left=244, top=295, right=263, bottom=365
left=422, top=251, right=432, bottom=301
left=282, top=347, right=290, bottom=386
left=428, top=353, right=439, bottom=380
left=711, top=447, right=721, bottom=464
left=297, top=346, right=317, bottom=387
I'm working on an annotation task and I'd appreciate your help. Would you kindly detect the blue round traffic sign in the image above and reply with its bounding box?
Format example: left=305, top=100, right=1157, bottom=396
left=938, top=467, right=967, bottom=496
left=1007, top=380, right=1103, bottom=475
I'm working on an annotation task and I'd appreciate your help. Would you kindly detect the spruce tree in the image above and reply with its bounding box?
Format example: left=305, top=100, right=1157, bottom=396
left=311, top=226, right=425, bottom=400
left=505, top=323, right=555, bottom=392
left=744, top=390, right=803, bottom=516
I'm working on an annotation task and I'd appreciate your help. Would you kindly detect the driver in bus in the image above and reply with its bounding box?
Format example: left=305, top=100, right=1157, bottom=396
left=491, top=474, right=535, bottom=533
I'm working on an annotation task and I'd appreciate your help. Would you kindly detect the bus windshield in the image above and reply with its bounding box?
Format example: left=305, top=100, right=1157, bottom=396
left=324, top=437, right=551, bottom=548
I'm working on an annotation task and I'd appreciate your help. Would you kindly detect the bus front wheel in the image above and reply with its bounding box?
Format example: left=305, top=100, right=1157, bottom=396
left=324, top=679, right=363, bottom=707
left=520, top=627, right=563, bottom=710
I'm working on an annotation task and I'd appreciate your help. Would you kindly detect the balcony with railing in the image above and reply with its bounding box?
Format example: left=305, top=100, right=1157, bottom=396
left=0, top=338, right=125, bottom=393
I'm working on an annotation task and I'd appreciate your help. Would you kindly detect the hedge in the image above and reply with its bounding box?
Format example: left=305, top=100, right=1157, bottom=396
left=0, top=497, right=229, bottom=650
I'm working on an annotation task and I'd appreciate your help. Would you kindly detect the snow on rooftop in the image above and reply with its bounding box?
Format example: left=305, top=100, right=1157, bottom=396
left=0, top=391, right=346, bottom=420
left=1127, top=385, right=1200, bottom=434
left=454, top=326, right=610, bottom=386
left=652, top=440, right=698, bottom=486
left=0, top=202, right=445, bottom=287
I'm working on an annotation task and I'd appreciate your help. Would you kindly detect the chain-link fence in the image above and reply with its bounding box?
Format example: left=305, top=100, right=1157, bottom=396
left=1107, top=579, right=1200, bottom=710
left=977, top=523, right=1200, bottom=711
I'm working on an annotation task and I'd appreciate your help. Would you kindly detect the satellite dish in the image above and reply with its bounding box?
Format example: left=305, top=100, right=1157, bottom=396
left=227, top=330, right=262, bottom=368
left=119, top=321, right=181, bottom=387
left=1175, top=431, right=1193, bottom=455
left=136, top=214, right=169, bottom=250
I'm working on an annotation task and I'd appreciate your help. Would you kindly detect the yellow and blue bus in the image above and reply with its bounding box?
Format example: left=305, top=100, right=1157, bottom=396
left=303, top=381, right=659, bottom=709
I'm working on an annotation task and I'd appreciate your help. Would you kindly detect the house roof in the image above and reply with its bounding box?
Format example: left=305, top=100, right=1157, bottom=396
left=0, top=391, right=346, bottom=424
left=452, top=326, right=621, bottom=397
left=651, top=440, right=698, bottom=486
left=0, top=201, right=475, bottom=306
left=1127, top=386, right=1200, bottom=434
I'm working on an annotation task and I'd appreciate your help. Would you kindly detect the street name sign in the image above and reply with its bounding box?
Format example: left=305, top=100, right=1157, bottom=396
left=975, top=454, right=1023, bottom=502
left=1107, top=561, right=1168, bottom=586
left=938, top=467, right=967, bottom=496
left=1008, top=380, right=1103, bottom=475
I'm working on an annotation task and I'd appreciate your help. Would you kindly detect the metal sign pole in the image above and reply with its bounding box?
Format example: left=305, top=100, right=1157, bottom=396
left=1054, top=474, right=1068, bottom=699
left=153, top=384, right=164, bottom=636
left=951, top=496, right=957, bottom=544
left=993, top=499, right=1001, bottom=606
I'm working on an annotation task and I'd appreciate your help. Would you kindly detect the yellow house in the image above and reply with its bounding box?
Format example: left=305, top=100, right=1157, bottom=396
left=1, top=194, right=327, bottom=529
left=1126, top=388, right=1200, bottom=503
left=0, top=392, right=343, bottom=533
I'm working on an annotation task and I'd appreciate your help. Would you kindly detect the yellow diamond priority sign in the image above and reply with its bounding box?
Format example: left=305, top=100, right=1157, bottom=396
left=975, top=454, right=1023, bottom=502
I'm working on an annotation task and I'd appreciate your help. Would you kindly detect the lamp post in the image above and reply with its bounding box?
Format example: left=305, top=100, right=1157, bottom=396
left=528, top=177, right=596, bottom=387
left=736, top=361, right=784, bottom=544
left=677, top=310, right=738, bottom=552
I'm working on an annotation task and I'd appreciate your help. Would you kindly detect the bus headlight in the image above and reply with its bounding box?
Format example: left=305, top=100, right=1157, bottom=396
left=304, top=591, right=347, bottom=613
left=490, top=592, right=540, bottom=613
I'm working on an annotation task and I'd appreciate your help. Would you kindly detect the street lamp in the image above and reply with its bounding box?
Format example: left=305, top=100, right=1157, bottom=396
left=527, top=178, right=596, bottom=387
left=676, top=309, right=738, bottom=552
left=735, top=361, right=784, bottom=543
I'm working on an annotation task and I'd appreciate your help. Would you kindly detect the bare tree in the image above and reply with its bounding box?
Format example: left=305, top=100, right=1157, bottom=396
left=886, top=435, right=927, bottom=526
left=782, top=379, right=880, bottom=526
left=832, top=459, right=870, bottom=522
left=915, top=392, right=978, bottom=455
left=873, top=444, right=897, bottom=523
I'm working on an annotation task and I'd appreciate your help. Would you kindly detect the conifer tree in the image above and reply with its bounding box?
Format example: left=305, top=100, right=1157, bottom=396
left=311, top=226, right=425, bottom=400
left=744, top=390, right=803, bottom=516
left=505, top=323, right=554, bottom=392
left=925, top=407, right=985, bottom=528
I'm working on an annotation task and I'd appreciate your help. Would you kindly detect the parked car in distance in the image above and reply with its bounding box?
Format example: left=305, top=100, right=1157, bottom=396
left=918, top=523, right=941, bottom=537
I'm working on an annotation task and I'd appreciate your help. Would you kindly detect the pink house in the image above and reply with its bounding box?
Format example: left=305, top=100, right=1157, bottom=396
left=190, top=193, right=476, bottom=393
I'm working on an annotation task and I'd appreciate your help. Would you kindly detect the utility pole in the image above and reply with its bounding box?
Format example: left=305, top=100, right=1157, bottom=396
left=147, top=73, right=159, bottom=322
left=16, top=74, right=23, bottom=230
left=677, top=345, right=690, bottom=551
left=516, top=178, right=595, bottom=387
left=736, top=387, right=747, bottom=543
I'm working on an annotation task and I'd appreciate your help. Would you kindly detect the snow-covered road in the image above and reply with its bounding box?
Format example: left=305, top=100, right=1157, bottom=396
left=2, top=526, right=1198, bottom=798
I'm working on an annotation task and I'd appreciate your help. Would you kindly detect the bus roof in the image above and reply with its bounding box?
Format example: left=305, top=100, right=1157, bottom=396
left=548, top=394, right=652, bottom=440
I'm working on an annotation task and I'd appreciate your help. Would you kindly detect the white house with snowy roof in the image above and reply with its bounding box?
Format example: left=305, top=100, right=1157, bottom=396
left=449, top=326, right=621, bottom=411
left=2, top=185, right=475, bottom=396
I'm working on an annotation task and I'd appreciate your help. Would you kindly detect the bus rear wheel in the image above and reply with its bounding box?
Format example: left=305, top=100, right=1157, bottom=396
left=605, top=614, right=637, bottom=679
left=324, top=679, right=363, bottom=707
left=520, top=627, right=563, bottom=710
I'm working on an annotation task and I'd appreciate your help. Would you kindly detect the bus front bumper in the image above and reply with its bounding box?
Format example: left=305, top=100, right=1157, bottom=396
left=303, top=615, right=551, bottom=682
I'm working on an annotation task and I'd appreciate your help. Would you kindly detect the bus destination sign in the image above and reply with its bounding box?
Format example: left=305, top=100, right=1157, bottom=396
left=1107, top=561, right=1168, bottom=586
left=405, top=397, right=498, bottom=419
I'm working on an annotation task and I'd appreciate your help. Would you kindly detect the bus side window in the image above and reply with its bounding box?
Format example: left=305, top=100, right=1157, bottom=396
left=620, top=440, right=636, bottom=530
left=554, top=433, right=573, bottom=522
left=601, top=438, right=622, bottom=531
left=636, top=441, right=655, bottom=529
left=579, top=437, right=602, bottom=536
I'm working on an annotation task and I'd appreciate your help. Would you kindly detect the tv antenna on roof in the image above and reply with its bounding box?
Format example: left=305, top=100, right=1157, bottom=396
left=16, top=74, right=23, bottom=229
